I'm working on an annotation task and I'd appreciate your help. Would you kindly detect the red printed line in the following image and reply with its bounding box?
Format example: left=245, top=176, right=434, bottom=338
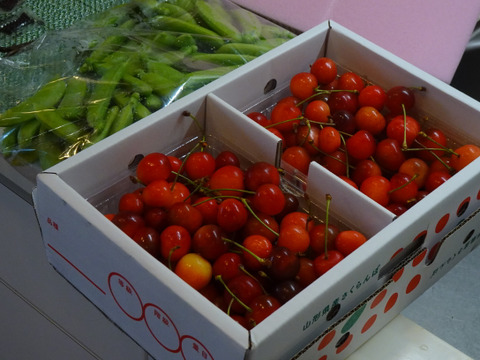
left=48, top=244, right=106, bottom=295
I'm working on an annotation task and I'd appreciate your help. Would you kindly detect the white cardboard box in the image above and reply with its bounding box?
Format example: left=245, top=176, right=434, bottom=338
left=33, top=21, right=480, bottom=360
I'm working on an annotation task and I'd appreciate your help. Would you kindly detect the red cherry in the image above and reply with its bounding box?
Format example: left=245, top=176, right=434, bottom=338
left=208, top=165, right=245, bottom=197
left=334, top=230, right=367, bottom=256
left=337, top=71, right=365, bottom=93
left=345, top=130, right=376, bottom=161
left=133, top=226, right=161, bottom=258
left=360, top=175, right=391, bottom=206
left=389, top=172, right=419, bottom=205
left=386, top=115, right=421, bottom=148
left=289, top=72, right=319, bottom=100
left=167, top=202, right=203, bottom=234
left=358, top=85, right=386, bottom=110
left=136, top=152, right=172, bottom=185
left=310, top=57, right=337, bottom=85
left=251, top=183, right=286, bottom=216
left=314, top=250, right=344, bottom=276
left=374, top=138, right=406, bottom=172
left=282, top=146, right=311, bottom=175
left=247, top=111, right=271, bottom=127
left=244, top=161, right=281, bottom=191
left=192, top=224, right=228, bottom=261
left=184, top=151, right=216, bottom=180
left=215, top=150, right=240, bottom=169
left=217, top=198, right=248, bottom=233
left=246, top=294, right=281, bottom=329
left=160, top=225, right=191, bottom=263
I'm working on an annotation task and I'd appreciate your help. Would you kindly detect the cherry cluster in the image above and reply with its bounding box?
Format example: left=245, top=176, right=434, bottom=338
left=106, top=144, right=367, bottom=329
left=247, top=57, right=480, bottom=215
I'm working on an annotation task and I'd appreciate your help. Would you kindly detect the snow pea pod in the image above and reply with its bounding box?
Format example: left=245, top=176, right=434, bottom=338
left=0, top=78, right=67, bottom=127
left=17, top=118, right=41, bottom=150
left=57, top=76, right=89, bottom=120
left=216, top=42, right=273, bottom=57
left=149, top=16, right=224, bottom=50
left=87, top=105, right=120, bottom=145
left=35, top=109, right=84, bottom=145
left=195, top=0, right=242, bottom=42
left=86, top=57, right=130, bottom=133
left=110, top=94, right=139, bottom=135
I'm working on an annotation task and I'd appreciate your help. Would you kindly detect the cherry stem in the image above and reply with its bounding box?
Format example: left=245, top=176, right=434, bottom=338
left=296, top=88, right=358, bottom=107
left=401, top=104, right=408, bottom=150
left=167, top=245, right=180, bottom=270
left=222, top=237, right=268, bottom=266
left=415, top=131, right=459, bottom=156
left=388, top=174, right=418, bottom=194
left=324, top=194, right=332, bottom=260
left=215, top=275, right=252, bottom=313
left=240, top=198, right=280, bottom=237
left=264, top=116, right=304, bottom=129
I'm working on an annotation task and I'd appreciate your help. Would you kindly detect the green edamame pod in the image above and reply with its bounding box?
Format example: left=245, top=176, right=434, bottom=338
left=145, top=61, right=186, bottom=82
left=37, top=127, right=65, bottom=170
left=195, top=0, right=242, bottom=42
left=155, top=3, right=197, bottom=24
left=86, top=58, right=130, bottom=133
left=139, top=71, right=183, bottom=97
left=184, top=53, right=256, bottom=68
left=113, top=90, right=131, bottom=108
left=149, top=16, right=224, bottom=50
left=110, top=95, right=139, bottom=135
left=0, top=78, right=67, bottom=127
left=87, top=105, right=120, bottom=145
left=260, top=24, right=296, bottom=40
left=145, top=94, right=164, bottom=111
left=134, top=100, right=152, bottom=121
left=181, top=65, right=239, bottom=94
left=17, top=118, right=41, bottom=149
left=122, top=74, right=153, bottom=96
left=216, top=42, right=272, bottom=57
left=35, top=109, right=84, bottom=145
left=0, top=126, right=19, bottom=158
left=57, top=76, right=89, bottom=120
left=80, top=18, right=137, bottom=73
left=165, top=0, right=195, bottom=12
left=230, top=8, right=262, bottom=43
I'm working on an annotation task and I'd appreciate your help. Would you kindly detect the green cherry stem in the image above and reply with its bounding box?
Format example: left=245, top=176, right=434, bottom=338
left=388, top=174, right=418, bottom=194
left=324, top=194, right=332, bottom=260
left=264, top=115, right=304, bottom=129
left=215, top=275, right=252, bottom=313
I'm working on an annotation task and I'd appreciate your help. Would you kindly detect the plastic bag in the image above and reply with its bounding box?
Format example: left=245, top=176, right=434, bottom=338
left=0, top=0, right=295, bottom=175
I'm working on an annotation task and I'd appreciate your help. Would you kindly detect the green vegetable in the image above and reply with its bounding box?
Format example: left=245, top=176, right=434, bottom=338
left=181, top=65, right=239, bottom=95
left=87, top=105, right=120, bottom=145
left=260, top=24, right=296, bottom=40
left=145, top=61, right=186, bottom=82
left=149, top=15, right=225, bottom=50
left=139, top=71, right=184, bottom=97
left=122, top=73, right=153, bottom=96
left=230, top=8, right=263, bottom=43
left=134, top=100, right=152, bottom=120
left=165, top=0, right=195, bottom=12
left=155, top=3, right=197, bottom=24
left=37, top=127, right=65, bottom=169
left=17, top=118, right=41, bottom=149
left=86, top=57, right=130, bottom=133
left=184, top=52, right=256, bottom=69
left=216, top=42, right=273, bottom=57
left=80, top=18, right=137, bottom=73
left=0, top=78, right=67, bottom=127
left=57, top=76, right=89, bottom=120
left=35, top=109, right=84, bottom=145
left=110, top=94, right=139, bottom=135
left=145, top=94, right=164, bottom=111
left=195, top=0, right=242, bottom=42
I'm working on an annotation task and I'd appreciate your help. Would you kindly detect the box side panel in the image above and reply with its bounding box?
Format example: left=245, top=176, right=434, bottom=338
left=292, top=207, right=480, bottom=360
left=33, top=174, right=249, bottom=360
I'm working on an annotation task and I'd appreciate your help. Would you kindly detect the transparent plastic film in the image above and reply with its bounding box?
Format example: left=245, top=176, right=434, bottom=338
left=0, top=0, right=296, bottom=173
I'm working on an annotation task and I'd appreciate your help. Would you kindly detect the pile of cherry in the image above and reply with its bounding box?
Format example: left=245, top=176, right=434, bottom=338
left=106, top=145, right=367, bottom=329
left=247, top=57, right=480, bottom=215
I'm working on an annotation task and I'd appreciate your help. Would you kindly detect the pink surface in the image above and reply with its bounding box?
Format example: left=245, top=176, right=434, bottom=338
left=233, top=0, right=480, bottom=83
